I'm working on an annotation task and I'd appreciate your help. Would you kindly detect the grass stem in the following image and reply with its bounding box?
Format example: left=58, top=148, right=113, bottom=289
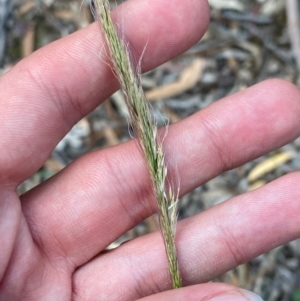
left=93, top=0, right=182, bottom=289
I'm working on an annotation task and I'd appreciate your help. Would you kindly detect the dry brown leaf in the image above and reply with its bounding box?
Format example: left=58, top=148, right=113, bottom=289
left=111, top=90, right=130, bottom=119
left=248, top=180, right=266, bottom=191
left=247, top=152, right=295, bottom=182
left=104, top=98, right=121, bottom=122
left=165, top=107, right=181, bottom=123
left=144, top=215, right=158, bottom=233
left=103, top=126, right=119, bottom=146
left=237, top=264, right=249, bottom=287
left=53, top=10, right=74, bottom=20
left=44, top=158, right=65, bottom=173
left=22, top=26, right=35, bottom=58
left=19, top=1, right=35, bottom=16
left=146, top=58, right=204, bottom=101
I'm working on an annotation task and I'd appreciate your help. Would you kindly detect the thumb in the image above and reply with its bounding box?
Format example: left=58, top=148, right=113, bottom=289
left=137, top=284, right=263, bottom=301
left=207, top=289, right=263, bottom=301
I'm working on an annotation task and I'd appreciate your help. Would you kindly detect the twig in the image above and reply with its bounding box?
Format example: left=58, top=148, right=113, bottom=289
left=286, top=0, right=300, bottom=72
left=93, top=0, right=182, bottom=289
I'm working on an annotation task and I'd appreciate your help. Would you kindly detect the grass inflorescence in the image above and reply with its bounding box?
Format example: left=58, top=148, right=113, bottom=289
left=93, top=0, right=182, bottom=289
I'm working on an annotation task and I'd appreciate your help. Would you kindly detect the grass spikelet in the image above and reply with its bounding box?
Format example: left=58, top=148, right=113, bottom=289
left=93, top=0, right=182, bottom=289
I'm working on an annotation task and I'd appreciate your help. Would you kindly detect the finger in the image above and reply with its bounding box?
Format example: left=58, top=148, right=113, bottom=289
left=137, top=284, right=263, bottom=301
left=72, top=172, right=300, bottom=300
left=0, top=190, right=21, bottom=281
left=0, top=0, right=209, bottom=184
left=22, top=79, right=300, bottom=267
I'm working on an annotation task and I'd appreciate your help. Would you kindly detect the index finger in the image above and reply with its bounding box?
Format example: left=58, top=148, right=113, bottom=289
left=0, top=0, right=209, bottom=184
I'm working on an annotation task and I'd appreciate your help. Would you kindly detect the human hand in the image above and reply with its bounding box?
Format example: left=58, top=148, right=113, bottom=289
left=1, top=0, right=300, bottom=300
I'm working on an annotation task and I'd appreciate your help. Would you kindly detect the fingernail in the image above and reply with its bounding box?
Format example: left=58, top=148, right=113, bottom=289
left=209, top=289, right=263, bottom=301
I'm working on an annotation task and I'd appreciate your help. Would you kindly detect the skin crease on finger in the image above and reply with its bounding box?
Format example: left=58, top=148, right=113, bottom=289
left=0, top=0, right=211, bottom=300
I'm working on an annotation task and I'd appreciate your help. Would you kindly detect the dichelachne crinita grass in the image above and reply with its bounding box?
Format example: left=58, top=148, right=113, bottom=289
left=92, top=0, right=182, bottom=289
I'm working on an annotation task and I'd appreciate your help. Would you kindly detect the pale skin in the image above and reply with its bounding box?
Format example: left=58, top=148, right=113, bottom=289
left=0, top=0, right=300, bottom=300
